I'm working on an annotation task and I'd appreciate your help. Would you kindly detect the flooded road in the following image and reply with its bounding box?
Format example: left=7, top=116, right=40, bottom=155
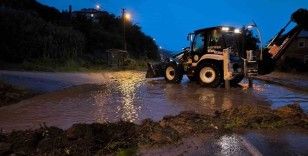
left=0, top=70, right=307, bottom=132
left=241, top=79, right=308, bottom=111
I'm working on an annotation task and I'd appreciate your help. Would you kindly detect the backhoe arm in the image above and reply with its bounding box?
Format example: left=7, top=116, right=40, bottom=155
left=258, top=8, right=308, bottom=75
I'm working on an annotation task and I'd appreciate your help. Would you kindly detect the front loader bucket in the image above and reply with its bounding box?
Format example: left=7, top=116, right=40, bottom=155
left=146, top=62, right=165, bottom=78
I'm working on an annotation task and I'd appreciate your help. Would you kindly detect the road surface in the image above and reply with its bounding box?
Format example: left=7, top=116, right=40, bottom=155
left=0, top=70, right=307, bottom=155
left=0, top=70, right=307, bottom=130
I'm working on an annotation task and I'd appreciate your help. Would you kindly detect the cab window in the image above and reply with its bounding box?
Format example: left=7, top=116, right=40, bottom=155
left=193, top=33, right=205, bottom=53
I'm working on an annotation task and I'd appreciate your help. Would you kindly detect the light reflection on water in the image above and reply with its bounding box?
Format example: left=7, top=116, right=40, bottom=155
left=115, top=72, right=144, bottom=122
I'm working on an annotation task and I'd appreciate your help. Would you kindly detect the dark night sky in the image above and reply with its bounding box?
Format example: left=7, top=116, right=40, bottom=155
left=38, top=0, right=307, bottom=51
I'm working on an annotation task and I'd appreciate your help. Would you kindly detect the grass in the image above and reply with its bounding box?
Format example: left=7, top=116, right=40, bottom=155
left=0, top=58, right=150, bottom=72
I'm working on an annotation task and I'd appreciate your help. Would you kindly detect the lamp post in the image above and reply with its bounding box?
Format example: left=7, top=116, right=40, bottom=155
left=122, top=9, right=131, bottom=51
left=247, top=22, right=263, bottom=61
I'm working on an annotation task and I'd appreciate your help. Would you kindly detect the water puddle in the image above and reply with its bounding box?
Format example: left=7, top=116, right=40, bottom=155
left=241, top=79, right=308, bottom=112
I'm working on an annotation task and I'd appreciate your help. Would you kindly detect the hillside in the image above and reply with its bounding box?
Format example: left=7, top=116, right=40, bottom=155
left=0, top=0, right=159, bottom=70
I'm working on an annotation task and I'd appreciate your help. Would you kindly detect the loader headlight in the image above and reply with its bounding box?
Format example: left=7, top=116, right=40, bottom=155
left=221, top=27, right=230, bottom=32
left=194, top=55, right=199, bottom=61
left=234, top=28, right=241, bottom=34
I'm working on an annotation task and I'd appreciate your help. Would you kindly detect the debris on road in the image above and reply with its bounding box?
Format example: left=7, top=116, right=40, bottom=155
left=0, top=103, right=306, bottom=155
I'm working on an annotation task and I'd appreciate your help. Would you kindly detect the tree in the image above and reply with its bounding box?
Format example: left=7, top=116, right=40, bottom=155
left=0, top=0, right=160, bottom=66
left=0, top=8, right=85, bottom=63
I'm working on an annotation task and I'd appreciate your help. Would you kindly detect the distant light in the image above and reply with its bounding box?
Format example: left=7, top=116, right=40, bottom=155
left=153, top=38, right=156, bottom=41
left=247, top=25, right=254, bottom=29
left=90, top=14, right=94, bottom=17
left=95, top=4, right=100, bottom=10
left=159, top=46, right=162, bottom=49
left=124, top=13, right=131, bottom=20
left=234, top=29, right=241, bottom=34
left=221, top=27, right=230, bottom=32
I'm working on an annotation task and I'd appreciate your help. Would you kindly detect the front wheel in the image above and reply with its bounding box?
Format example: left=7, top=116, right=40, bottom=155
left=164, top=63, right=183, bottom=83
left=198, top=62, right=223, bottom=88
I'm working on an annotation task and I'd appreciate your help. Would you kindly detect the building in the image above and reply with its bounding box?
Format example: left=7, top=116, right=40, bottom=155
left=281, top=30, right=308, bottom=63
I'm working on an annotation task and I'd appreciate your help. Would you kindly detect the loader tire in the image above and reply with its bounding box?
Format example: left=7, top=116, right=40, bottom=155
left=197, top=62, right=223, bottom=88
left=164, top=63, right=183, bottom=83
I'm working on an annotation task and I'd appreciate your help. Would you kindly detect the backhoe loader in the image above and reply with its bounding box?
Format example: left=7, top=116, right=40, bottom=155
left=146, top=8, right=307, bottom=88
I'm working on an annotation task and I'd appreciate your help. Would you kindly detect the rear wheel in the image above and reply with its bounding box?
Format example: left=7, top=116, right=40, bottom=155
left=198, top=62, right=223, bottom=88
left=164, top=63, right=183, bottom=83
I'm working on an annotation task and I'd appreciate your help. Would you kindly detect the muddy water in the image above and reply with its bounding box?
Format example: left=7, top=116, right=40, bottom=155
left=0, top=72, right=264, bottom=131
left=0, top=71, right=307, bottom=132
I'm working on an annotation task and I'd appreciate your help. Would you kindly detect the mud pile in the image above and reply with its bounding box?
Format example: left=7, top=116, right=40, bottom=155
left=0, top=104, right=307, bottom=155
left=218, top=104, right=307, bottom=130
left=0, top=81, right=36, bottom=107
left=0, top=122, right=138, bottom=156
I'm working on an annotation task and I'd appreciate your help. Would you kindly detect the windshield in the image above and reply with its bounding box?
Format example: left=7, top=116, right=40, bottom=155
left=207, top=29, right=242, bottom=54
left=193, top=33, right=205, bottom=53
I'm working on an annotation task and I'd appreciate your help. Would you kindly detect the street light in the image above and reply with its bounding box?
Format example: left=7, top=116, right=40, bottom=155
left=95, top=4, right=100, bottom=10
left=124, top=13, right=131, bottom=21
left=122, top=9, right=131, bottom=51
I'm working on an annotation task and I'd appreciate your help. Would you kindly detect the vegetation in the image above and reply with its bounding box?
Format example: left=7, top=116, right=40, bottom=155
left=0, top=103, right=306, bottom=155
left=0, top=0, right=159, bottom=71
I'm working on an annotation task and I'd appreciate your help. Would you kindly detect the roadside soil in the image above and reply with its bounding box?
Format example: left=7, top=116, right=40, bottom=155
left=0, top=81, right=36, bottom=107
left=0, top=103, right=306, bottom=156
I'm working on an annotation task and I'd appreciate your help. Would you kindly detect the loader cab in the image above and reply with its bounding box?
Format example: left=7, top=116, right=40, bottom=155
left=188, top=26, right=242, bottom=61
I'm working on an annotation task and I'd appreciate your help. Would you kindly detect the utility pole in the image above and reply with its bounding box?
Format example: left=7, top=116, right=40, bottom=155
left=122, top=8, right=127, bottom=51
left=121, top=9, right=131, bottom=51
